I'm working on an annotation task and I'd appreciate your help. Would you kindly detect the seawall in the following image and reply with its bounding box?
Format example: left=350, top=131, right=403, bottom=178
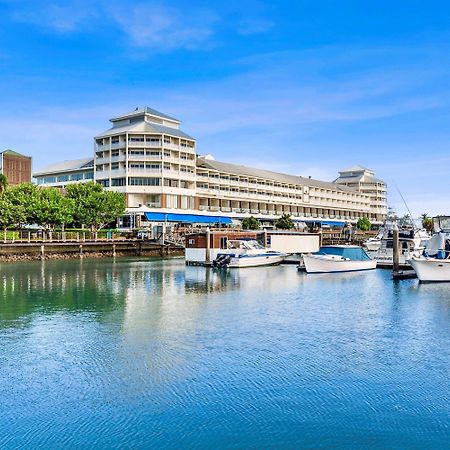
left=0, top=241, right=184, bottom=262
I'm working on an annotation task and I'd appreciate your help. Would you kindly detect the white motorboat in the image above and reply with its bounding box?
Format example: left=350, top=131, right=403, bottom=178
left=213, top=239, right=286, bottom=268
left=409, top=221, right=450, bottom=282
left=410, top=258, right=450, bottom=282
left=366, top=226, right=430, bottom=267
left=303, top=245, right=376, bottom=273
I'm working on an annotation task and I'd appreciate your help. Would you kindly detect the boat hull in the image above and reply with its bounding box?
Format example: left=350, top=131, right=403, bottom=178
left=228, top=254, right=285, bottom=268
left=410, top=258, right=450, bottom=282
left=303, top=254, right=377, bottom=273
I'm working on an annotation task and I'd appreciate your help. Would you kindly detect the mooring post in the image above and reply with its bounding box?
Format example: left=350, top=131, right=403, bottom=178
left=40, top=244, right=45, bottom=260
left=79, top=244, right=83, bottom=258
left=112, top=243, right=116, bottom=257
left=393, top=223, right=400, bottom=274
left=205, top=227, right=211, bottom=266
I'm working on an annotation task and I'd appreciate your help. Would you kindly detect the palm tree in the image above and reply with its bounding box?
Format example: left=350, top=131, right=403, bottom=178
left=0, top=174, right=8, bottom=194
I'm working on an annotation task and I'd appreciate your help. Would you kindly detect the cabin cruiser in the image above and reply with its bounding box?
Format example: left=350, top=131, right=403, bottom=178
left=366, top=226, right=430, bottom=267
left=213, top=239, right=286, bottom=268
left=364, top=229, right=384, bottom=251
left=409, top=216, right=450, bottom=282
left=302, top=245, right=376, bottom=273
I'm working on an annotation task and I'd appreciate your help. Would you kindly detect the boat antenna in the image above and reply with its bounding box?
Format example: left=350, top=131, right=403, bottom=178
left=395, top=185, right=416, bottom=230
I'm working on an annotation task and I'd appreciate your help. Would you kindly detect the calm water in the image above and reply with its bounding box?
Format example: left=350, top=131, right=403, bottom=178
left=0, top=258, right=449, bottom=449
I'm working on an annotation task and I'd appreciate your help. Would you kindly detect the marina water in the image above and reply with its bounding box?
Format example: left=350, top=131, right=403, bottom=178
left=0, top=257, right=448, bottom=449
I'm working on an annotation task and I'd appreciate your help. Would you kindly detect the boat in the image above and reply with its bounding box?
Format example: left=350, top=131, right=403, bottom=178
left=212, top=239, right=286, bottom=268
left=409, top=217, right=450, bottom=282
left=364, top=229, right=384, bottom=251
left=302, top=245, right=376, bottom=273
left=366, top=224, right=430, bottom=267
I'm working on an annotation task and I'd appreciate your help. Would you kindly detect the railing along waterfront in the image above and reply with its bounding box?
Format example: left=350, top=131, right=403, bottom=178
left=0, top=230, right=125, bottom=244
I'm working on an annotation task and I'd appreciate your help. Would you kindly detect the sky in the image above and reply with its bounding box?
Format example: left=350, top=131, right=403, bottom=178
left=0, top=0, right=449, bottom=216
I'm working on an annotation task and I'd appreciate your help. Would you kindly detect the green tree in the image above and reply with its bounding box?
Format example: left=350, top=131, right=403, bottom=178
left=241, top=216, right=259, bottom=230
left=275, top=213, right=294, bottom=230
left=420, top=213, right=433, bottom=233
left=357, top=217, right=371, bottom=231
left=34, top=187, right=74, bottom=230
left=66, top=181, right=125, bottom=231
left=0, top=174, right=8, bottom=194
left=5, top=183, right=40, bottom=226
left=0, top=193, right=26, bottom=230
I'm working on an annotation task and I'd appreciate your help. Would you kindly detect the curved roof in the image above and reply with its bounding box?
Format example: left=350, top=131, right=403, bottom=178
left=33, top=157, right=94, bottom=176
left=95, top=121, right=194, bottom=140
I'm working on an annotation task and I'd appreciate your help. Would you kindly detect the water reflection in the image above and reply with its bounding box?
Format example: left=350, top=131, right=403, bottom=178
left=0, top=258, right=449, bottom=449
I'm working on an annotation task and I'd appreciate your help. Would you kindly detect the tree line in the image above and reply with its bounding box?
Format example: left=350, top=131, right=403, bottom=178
left=0, top=177, right=125, bottom=232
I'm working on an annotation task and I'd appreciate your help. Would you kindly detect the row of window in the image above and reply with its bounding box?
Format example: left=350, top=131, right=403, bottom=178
left=37, top=172, right=94, bottom=184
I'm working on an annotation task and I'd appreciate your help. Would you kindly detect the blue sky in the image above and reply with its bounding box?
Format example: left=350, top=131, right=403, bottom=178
left=1, top=0, right=449, bottom=216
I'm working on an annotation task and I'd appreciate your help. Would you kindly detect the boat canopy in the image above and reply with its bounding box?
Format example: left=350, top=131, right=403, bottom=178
left=144, top=212, right=233, bottom=224
left=316, top=246, right=371, bottom=261
left=424, top=232, right=450, bottom=259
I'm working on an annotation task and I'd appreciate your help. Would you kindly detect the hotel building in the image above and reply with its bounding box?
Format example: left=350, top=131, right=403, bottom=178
left=33, top=107, right=387, bottom=225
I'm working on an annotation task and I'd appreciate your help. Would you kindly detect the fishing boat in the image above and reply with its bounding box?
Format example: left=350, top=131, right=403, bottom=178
left=213, top=239, right=285, bottom=268
left=409, top=216, right=450, bottom=282
left=366, top=226, right=429, bottom=267
left=302, top=245, right=376, bottom=273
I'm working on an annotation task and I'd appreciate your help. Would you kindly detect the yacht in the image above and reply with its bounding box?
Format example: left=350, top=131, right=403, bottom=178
left=409, top=216, right=450, bottom=282
left=366, top=225, right=430, bottom=267
left=213, top=239, right=286, bottom=268
left=302, top=245, right=376, bottom=273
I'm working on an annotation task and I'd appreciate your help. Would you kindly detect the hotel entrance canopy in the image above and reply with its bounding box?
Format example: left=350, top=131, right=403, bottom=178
left=144, top=212, right=233, bottom=224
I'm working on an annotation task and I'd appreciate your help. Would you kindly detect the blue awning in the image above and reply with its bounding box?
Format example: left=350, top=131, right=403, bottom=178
left=301, top=219, right=346, bottom=227
left=144, top=212, right=232, bottom=224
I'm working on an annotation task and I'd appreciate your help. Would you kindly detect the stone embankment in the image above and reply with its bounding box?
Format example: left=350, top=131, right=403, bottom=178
left=0, top=240, right=184, bottom=262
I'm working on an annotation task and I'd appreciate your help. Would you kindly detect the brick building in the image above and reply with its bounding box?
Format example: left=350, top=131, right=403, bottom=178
left=0, top=149, right=32, bottom=185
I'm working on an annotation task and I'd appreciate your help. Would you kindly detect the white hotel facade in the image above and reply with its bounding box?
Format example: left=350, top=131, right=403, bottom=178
left=34, top=107, right=387, bottom=225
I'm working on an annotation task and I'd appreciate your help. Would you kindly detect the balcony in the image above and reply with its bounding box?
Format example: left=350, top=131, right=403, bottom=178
left=111, top=142, right=125, bottom=149
left=145, top=140, right=163, bottom=147
left=163, top=142, right=179, bottom=150
left=127, top=141, right=147, bottom=147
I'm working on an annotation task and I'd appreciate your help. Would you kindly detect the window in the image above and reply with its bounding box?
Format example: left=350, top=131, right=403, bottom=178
left=70, top=173, right=83, bottom=181
left=85, top=172, right=94, bottom=179
left=111, top=178, right=126, bottom=186
left=57, top=175, right=69, bottom=182
left=98, top=179, right=109, bottom=187
left=128, top=178, right=160, bottom=186
left=220, top=237, right=228, bottom=249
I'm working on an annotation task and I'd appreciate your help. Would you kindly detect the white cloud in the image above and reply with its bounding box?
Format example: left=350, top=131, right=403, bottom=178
left=10, top=0, right=98, bottom=32
left=108, top=3, right=217, bottom=51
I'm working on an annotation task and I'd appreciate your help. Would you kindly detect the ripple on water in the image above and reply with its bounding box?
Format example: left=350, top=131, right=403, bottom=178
left=0, top=259, right=449, bottom=449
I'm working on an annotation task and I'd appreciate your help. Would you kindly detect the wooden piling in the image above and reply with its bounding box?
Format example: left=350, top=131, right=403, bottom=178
left=205, top=227, right=211, bottom=265
left=393, top=224, right=400, bottom=274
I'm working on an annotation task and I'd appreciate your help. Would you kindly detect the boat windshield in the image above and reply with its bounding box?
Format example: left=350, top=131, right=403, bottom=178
left=434, top=216, right=450, bottom=233
left=315, top=246, right=371, bottom=261
left=227, top=239, right=265, bottom=250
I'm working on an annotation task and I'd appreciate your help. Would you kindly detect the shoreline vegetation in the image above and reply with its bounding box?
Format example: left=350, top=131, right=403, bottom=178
left=0, top=180, right=125, bottom=234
